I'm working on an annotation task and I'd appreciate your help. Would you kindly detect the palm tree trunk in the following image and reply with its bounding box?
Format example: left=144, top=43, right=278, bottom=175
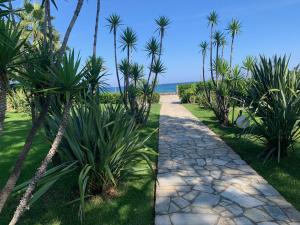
left=92, top=0, right=100, bottom=57
left=0, top=100, right=50, bottom=213
left=113, top=29, right=124, bottom=104
left=215, top=44, right=219, bottom=84
left=59, top=0, right=84, bottom=58
left=0, top=81, right=7, bottom=135
left=9, top=100, right=72, bottom=225
left=210, top=25, right=216, bottom=86
left=229, top=35, right=234, bottom=68
left=202, top=54, right=211, bottom=105
left=45, top=0, right=53, bottom=50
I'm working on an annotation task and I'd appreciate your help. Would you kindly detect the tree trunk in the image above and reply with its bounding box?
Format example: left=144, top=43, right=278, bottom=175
left=202, top=54, right=210, bottom=105
left=0, top=100, right=50, bottom=213
left=93, top=0, right=100, bottom=57
left=59, top=0, right=84, bottom=58
left=0, top=76, right=7, bottom=135
left=229, top=35, right=234, bottom=68
left=45, top=0, right=53, bottom=51
left=9, top=100, right=72, bottom=225
left=209, top=25, right=216, bottom=86
left=113, top=29, right=123, bottom=99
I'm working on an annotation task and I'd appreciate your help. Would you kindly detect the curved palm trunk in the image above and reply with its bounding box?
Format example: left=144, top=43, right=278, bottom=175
left=93, top=0, right=100, bottom=57
left=59, top=0, right=84, bottom=58
left=9, top=100, right=72, bottom=225
left=0, top=80, right=7, bottom=135
left=0, top=100, right=50, bottom=213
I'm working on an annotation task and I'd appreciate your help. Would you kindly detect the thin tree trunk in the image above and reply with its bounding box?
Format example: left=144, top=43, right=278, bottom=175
left=209, top=25, right=216, bottom=86
left=202, top=54, right=210, bottom=105
left=0, top=80, right=7, bottom=135
left=59, top=0, right=84, bottom=58
left=113, top=29, right=124, bottom=105
left=45, top=0, right=53, bottom=51
left=0, top=100, right=50, bottom=213
left=93, top=0, right=100, bottom=57
left=229, top=35, right=234, bottom=68
left=9, top=100, right=72, bottom=225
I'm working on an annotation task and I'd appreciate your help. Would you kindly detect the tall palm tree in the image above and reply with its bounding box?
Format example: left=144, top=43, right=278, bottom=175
left=199, top=41, right=210, bottom=102
left=242, top=55, right=255, bottom=77
left=227, top=18, right=242, bottom=68
left=145, top=37, right=159, bottom=84
left=213, top=31, right=224, bottom=83
left=155, top=16, right=170, bottom=60
left=207, top=11, right=218, bottom=86
left=0, top=19, right=26, bottom=135
left=92, top=0, right=100, bottom=57
left=9, top=51, right=87, bottom=225
left=107, top=14, right=123, bottom=97
left=220, top=35, right=227, bottom=59
left=120, top=27, right=137, bottom=104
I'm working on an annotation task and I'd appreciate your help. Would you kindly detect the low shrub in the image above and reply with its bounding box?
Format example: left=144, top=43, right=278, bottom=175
left=7, top=89, right=30, bottom=113
left=99, top=92, right=160, bottom=104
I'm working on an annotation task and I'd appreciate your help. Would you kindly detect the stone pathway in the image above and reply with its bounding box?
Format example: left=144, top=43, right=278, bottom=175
left=155, top=95, right=300, bottom=225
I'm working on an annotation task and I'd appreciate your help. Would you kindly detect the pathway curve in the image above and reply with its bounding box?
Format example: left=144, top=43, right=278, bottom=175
left=155, top=95, right=300, bottom=225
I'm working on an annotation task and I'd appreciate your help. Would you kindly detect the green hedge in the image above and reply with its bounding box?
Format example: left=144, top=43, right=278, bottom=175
left=99, top=92, right=160, bottom=104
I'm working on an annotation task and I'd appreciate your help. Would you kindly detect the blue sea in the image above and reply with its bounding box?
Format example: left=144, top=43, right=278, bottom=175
left=107, top=82, right=195, bottom=94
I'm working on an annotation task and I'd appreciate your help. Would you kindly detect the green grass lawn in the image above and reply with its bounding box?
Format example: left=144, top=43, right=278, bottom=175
left=184, top=104, right=300, bottom=211
left=0, top=104, right=160, bottom=225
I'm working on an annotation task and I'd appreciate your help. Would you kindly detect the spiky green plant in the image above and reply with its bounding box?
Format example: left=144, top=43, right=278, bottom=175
left=227, top=18, right=242, bottom=67
left=247, top=56, right=300, bottom=162
left=243, top=55, right=256, bottom=77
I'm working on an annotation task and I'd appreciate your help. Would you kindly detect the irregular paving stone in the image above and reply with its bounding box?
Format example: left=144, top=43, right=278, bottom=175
left=221, top=186, right=264, bottom=208
left=234, top=216, right=254, bottom=225
left=170, top=213, right=219, bottom=225
left=264, top=205, right=288, bottom=221
left=172, top=197, right=190, bottom=209
left=244, top=208, right=273, bottom=222
left=155, top=95, right=300, bottom=225
left=193, top=193, right=220, bottom=207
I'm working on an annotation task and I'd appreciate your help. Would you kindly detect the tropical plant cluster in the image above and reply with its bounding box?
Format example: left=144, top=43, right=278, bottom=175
left=193, top=10, right=300, bottom=163
left=0, top=0, right=164, bottom=224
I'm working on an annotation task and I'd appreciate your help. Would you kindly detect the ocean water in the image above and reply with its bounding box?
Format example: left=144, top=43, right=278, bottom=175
left=107, top=82, right=195, bottom=94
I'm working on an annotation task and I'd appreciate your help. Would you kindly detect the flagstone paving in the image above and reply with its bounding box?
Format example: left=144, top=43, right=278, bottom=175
left=155, top=95, right=300, bottom=225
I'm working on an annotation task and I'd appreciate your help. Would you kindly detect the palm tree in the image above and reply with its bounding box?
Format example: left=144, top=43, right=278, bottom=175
left=131, top=63, right=143, bottom=87
left=0, top=44, right=53, bottom=213
left=0, top=19, right=26, bottom=135
left=155, top=16, right=170, bottom=59
left=9, top=51, right=87, bottom=225
left=120, top=27, right=137, bottom=104
left=230, top=65, right=243, bottom=124
left=227, top=19, right=242, bottom=68
left=120, top=27, right=137, bottom=62
left=213, top=31, right=224, bottom=83
left=199, top=41, right=210, bottom=102
left=145, top=37, right=159, bottom=84
left=220, top=35, right=227, bottom=59
left=207, top=11, right=218, bottom=86
left=107, top=14, right=123, bottom=98
left=242, top=55, right=255, bottom=77
left=92, top=0, right=100, bottom=57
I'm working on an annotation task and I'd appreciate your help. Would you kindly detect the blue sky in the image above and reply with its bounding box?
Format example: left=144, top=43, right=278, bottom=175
left=18, top=0, right=300, bottom=86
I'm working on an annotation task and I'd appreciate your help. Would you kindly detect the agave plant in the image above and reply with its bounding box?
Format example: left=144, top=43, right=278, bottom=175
left=247, top=56, right=300, bottom=162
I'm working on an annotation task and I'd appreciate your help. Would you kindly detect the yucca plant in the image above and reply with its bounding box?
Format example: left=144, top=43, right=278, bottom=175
left=247, top=56, right=300, bottom=162
left=15, top=103, right=156, bottom=223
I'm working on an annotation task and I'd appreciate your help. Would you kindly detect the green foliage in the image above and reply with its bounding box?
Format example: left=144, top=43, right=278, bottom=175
left=40, top=104, right=156, bottom=222
left=99, top=92, right=160, bottom=104
left=247, top=56, right=300, bottom=162
left=7, top=89, right=30, bottom=113
left=151, top=92, right=160, bottom=103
